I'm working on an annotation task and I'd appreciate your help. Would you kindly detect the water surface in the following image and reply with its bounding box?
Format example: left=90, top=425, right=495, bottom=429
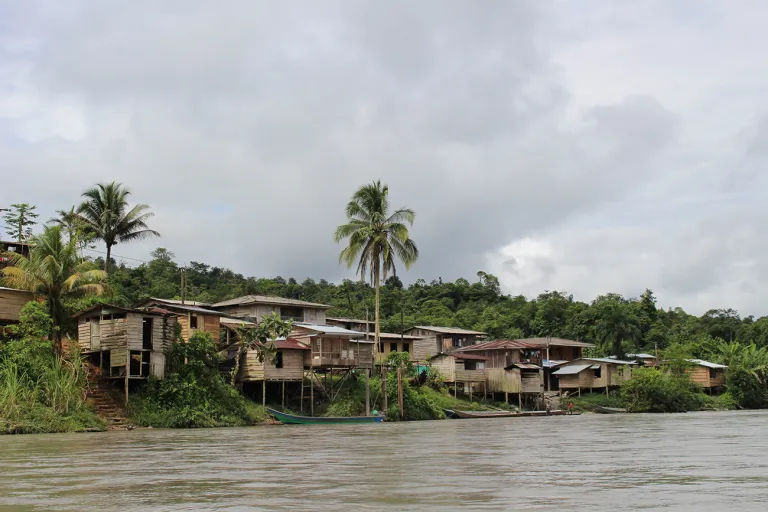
left=0, top=411, right=766, bottom=511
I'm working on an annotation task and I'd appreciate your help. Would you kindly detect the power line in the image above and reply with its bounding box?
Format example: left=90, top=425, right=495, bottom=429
left=81, top=247, right=150, bottom=264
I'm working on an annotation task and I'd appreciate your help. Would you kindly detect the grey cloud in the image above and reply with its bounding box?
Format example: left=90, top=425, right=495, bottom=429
left=2, top=1, right=768, bottom=315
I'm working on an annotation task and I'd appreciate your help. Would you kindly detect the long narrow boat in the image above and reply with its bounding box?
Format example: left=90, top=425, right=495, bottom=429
left=595, top=406, right=627, bottom=414
left=454, top=410, right=520, bottom=419
left=267, top=408, right=385, bottom=425
left=442, top=409, right=460, bottom=419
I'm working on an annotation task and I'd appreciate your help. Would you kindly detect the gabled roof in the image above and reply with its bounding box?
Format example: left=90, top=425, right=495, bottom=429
left=272, top=338, right=311, bottom=350
left=552, top=364, right=593, bottom=375
left=326, top=316, right=374, bottom=325
left=74, top=303, right=173, bottom=319
left=291, top=323, right=365, bottom=337
left=608, top=353, right=656, bottom=360
left=211, top=295, right=331, bottom=309
left=429, top=352, right=489, bottom=361
left=686, top=359, right=728, bottom=369
left=506, top=362, right=541, bottom=370
left=412, top=326, right=486, bottom=335
left=219, top=317, right=257, bottom=327
left=376, top=332, right=422, bottom=340
left=141, top=301, right=222, bottom=316
left=516, top=337, right=595, bottom=348
left=456, top=339, right=537, bottom=351
left=555, top=357, right=636, bottom=367
left=140, top=297, right=211, bottom=307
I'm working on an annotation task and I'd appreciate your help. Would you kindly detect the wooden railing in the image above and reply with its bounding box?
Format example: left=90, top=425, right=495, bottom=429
left=454, top=369, right=486, bottom=382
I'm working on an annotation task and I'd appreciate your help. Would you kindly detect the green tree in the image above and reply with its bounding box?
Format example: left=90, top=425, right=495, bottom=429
left=76, top=182, right=160, bottom=272
left=229, top=312, right=293, bottom=386
left=593, top=298, right=641, bottom=358
left=334, top=181, right=418, bottom=344
left=2, top=203, right=39, bottom=242
left=1, top=225, right=108, bottom=352
left=48, top=206, right=96, bottom=255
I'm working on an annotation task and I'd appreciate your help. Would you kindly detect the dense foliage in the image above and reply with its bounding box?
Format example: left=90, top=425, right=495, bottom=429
left=620, top=367, right=708, bottom=413
left=0, top=302, right=103, bottom=433
left=128, top=332, right=256, bottom=428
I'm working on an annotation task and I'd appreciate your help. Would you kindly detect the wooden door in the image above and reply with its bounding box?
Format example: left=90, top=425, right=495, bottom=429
left=91, top=321, right=101, bottom=351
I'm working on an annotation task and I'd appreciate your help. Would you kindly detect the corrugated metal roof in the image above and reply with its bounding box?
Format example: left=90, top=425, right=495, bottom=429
left=146, top=302, right=222, bottom=316
left=508, top=362, right=541, bottom=370
left=219, top=317, right=257, bottom=327
left=516, top=337, right=595, bottom=348
left=429, top=352, right=489, bottom=361
left=326, top=316, right=374, bottom=325
left=687, top=359, right=728, bottom=369
left=608, top=353, right=656, bottom=360
left=583, top=357, right=636, bottom=365
left=74, top=303, right=173, bottom=318
left=273, top=338, right=310, bottom=350
left=456, top=339, right=537, bottom=351
left=377, top=332, right=422, bottom=340
left=542, top=359, right=569, bottom=368
left=292, top=323, right=365, bottom=336
left=212, top=294, right=331, bottom=309
left=413, top=326, right=487, bottom=335
left=143, top=297, right=211, bottom=307
left=552, top=364, right=592, bottom=375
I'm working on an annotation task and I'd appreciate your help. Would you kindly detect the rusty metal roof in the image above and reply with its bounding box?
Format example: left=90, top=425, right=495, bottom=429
left=516, top=337, right=595, bottom=348
left=429, top=352, right=489, bottom=361
left=412, top=326, right=487, bottom=335
left=456, top=339, right=537, bottom=351
left=212, top=294, right=331, bottom=309
left=272, top=338, right=310, bottom=350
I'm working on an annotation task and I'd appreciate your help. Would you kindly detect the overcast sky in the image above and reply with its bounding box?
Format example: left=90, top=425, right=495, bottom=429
left=2, top=1, right=768, bottom=316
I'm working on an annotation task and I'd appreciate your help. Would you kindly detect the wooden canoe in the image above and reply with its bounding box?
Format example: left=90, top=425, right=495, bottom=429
left=442, top=409, right=460, bottom=419
left=267, top=408, right=385, bottom=425
left=595, top=406, right=627, bottom=414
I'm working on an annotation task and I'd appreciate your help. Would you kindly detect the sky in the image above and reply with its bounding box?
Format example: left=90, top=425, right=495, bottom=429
left=2, top=1, right=768, bottom=316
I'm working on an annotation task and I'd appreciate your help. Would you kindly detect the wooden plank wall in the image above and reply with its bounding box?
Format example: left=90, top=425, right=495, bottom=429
left=99, top=318, right=129, bottom=351
left=431, top=355, right=456, bottom=382
left=688, top=367, right=711, bottom=387
left=77, top=319, right=91, bottom=350
left=411, top=331, right=438, bottom=361
left=0, top=289, right=34, bottom=322
left=239, top=349, right=306, bottom=381
left=485, top=368, right=521, bottom=393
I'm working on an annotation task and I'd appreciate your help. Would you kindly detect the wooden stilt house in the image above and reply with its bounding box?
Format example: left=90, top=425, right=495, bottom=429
left=0, top=287, right=34, bottom=325
left=454, top=340, right=545, bottom=399
left=74, top=304, right=178, bottom=402
left=428, top=352, right=488, bottom=396
left=552, top=357, right=636, bottom=394
left=139, top=299, right=223, bottom=342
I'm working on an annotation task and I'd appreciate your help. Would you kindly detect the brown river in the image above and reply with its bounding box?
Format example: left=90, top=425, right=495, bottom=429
left=0, top=410, right=766, bottom=511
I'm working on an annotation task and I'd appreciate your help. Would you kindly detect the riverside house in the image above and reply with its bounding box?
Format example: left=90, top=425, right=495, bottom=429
left=74, top=304, right=178, bottom=402
left=684, top=359, right=727, bottom=391
left=211, top=295, right=331, bottom=324
left=326, top=317, right=423, bottom=362
left=406, top=326, right=487, bottom=361
left=454, top=340, right=545, bottom=403
left=0, top=287, right=34, bottom=325
left=139, top=299, right=223, bottom=342
left=552, top=357, right=636, bottom=395
left=429, top=352, right=488, bottom=398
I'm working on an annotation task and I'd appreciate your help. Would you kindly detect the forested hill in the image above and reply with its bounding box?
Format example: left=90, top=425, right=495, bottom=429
left=104, top=248, right=768, bottom=354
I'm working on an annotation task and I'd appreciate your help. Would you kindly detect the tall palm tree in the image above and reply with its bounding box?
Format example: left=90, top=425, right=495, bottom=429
left=76, top=182, right=160, bottom=272
left=594, top=300, right=641, bottom=358
left=334, top=181, right=418, bottom=344
left=1, top=225, right=109, bottom=352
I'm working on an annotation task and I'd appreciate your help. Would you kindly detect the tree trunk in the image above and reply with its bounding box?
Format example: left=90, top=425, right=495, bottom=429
left=105, top=244, right=112, bottom=273
left=231, top=348, right=244, bottom=386
left=374, top=261, right=380, bottom=344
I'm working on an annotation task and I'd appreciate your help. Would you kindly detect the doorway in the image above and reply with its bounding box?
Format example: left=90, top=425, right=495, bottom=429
left=142, top=317, right=153, bottom=350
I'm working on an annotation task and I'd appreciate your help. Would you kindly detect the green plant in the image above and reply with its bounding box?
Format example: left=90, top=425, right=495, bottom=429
left=334, top=180, right=418, bottom=344
left=2, top=203, right=39, bottom=242
left=620, top=367, right=706, bottom=413
left=1, top=226, right=108, bottom=351
left=76, top=182, right=160, bottom=272
left=129, top=332, right=252, bottom=428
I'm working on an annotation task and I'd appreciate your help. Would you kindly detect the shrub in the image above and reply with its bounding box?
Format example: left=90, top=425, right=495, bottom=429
left=128, top=332, right=250, bottom=428
left=620, top=367, right=706, bottom=412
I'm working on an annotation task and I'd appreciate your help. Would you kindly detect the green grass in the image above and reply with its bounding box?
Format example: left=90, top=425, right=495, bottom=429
left=567, top=392, right=623, bottom=412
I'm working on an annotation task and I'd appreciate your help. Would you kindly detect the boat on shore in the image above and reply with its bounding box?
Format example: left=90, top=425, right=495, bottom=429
left=267, top=408, right=385, bottom=425
left=442, top=409, right=460, bottom=419
left=595, top=406, right=627, bottom=414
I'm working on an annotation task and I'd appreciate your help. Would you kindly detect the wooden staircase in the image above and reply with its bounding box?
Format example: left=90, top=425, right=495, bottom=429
left=86, top=366, right=134, bottom=430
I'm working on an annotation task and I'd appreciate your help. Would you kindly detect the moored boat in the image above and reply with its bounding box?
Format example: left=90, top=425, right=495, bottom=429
left=442, top=409, right=460, bottom=419
left=267, top=408, right=385, bottom=424
left=595, top=406, right=627, bottom=414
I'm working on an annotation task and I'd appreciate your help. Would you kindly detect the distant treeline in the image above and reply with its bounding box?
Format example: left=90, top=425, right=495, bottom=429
left=98, top=248, right=768, bottom=356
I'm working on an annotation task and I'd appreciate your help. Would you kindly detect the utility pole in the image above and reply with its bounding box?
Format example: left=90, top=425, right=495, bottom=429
left=180, top=267, right=186, bottom=304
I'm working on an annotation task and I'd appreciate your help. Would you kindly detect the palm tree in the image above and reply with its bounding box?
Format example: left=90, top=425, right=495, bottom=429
left=76, top=182, right=160, bottom=272
left=334, top=181, right=418, bottom=344
left=1, top=225, right=109, bottom=352
left=594, top=300, right=641, bottom=358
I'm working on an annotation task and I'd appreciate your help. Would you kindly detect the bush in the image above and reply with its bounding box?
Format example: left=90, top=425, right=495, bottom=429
left=128, top=332, right=251, bottom=428
left=620, top=367, right=706, bottom=413
left=0, top=302, right=104, bottom=433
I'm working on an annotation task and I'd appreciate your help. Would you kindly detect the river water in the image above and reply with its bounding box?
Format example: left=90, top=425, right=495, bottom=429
left=0, top=410, right=766, bottom=511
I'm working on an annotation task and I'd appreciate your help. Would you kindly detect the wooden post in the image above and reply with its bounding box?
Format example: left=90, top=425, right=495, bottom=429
left=397, top=367, right=404, bottom=419
left=310, top=373, right=314, bottom=417
left=505, top=392, right=509, bottom=404
left=365, top=369, right=370, bottom=416
left=300, top=375, right=305, bottom=413
left=518, top=392, right=522, bottom=410
left=381, top=366, right=388, bottom=412
left=124, top=349, right=129, bottom=405
left=262, top=380, right=266, bottom=407
left=282, top=381, right=285, bottom=408
left=454, top=381, right=457, bottom=398
left=470, top=383, right=473, bottom=402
